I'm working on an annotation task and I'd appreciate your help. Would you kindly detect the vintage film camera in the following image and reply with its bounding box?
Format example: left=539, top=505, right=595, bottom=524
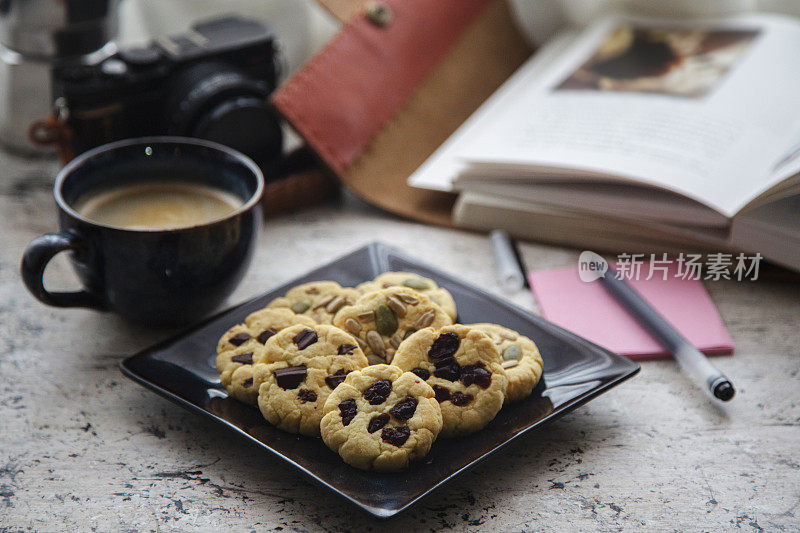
left=31, top=16, right=283, bottom=169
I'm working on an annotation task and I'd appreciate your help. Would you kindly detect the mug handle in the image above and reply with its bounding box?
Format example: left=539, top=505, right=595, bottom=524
left=20, top=231, right=105, bottom=309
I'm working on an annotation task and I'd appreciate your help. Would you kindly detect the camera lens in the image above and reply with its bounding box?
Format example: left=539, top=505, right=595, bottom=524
left=192, top=95, right=280, bottom=165
left=164, top=61, right=283, bottom=168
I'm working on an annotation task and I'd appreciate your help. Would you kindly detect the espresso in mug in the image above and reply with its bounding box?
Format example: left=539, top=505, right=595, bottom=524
left=75, top=181, right=243, bottom=230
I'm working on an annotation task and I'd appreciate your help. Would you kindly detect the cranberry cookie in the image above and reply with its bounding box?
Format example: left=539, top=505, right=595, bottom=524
left=391, top=325, right=508, bottom=437
left=254, top=324, right=369, bottom=436
left=333, top=287, right=453, bottom=365
left=320, top=364, right=442, bottom=471
left=216, top=308, right=316, bottom=404
left=356, top=271, right=457, bottom=321
left=267, top=281, right=360, bottom=324
left=467, top=323, right=543, bottom=403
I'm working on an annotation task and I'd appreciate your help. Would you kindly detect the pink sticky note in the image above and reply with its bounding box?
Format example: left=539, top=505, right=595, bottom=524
left=529, top=263, right=734, bottom=360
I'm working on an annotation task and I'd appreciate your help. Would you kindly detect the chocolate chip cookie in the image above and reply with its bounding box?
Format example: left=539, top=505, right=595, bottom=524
left=267, top=281, right=361, bottom=324
left=391, top=325, right=508, bottom=437
left=320, top=364, right=443, bottom=471
left=467, top=323, right=543, bottom=403
left=356, top=271, right=457, bottom=321
left=333, top=287, right=453, bottom=365
left=254, top=324, right=369, bottom=436
left=216, top=308, right=316, bottom=404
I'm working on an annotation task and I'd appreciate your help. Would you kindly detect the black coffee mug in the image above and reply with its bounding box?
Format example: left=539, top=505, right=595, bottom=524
left=21, top=137, right=263, bottom=326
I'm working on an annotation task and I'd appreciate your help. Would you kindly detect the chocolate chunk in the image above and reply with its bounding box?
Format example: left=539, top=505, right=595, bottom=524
left=297, top=389, right=317, bottom=403
left=450, top=391, right=474, bottom=406
left=256, top=328, right=277, bottom=344
left=381, top=426, right=410, bottom=446
left=363, top=380, right=392, bottom=405
left=389, top=397, right=418, bottom=421
left=292, top=328, right=318, bottom=350
left=325, top=369, right=350, bottom=389
left=229, top=332, right=251, bottom=346
left=273, top=365, right=307, bottom=389
left=231, top=352, right=253, bottom=365
left=338, top=398, right=357, bottom=426
left=428, top=332, right=460, bottom=360
left=410, top=367, right=430, bottom=380
left=242, top=377, right=253, bottom=388
left=432, top=385, right=451, bottom=403
left=367, top=413, right=390, bottom=433
left=460, top=362, right=492, bottom=389
left=433, top=357, right=461, bottom=381
left=337, top=344, right=358, bottom=355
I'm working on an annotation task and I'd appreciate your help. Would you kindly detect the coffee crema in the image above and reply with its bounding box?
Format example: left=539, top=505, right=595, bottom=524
left=75, top=181, right=243, bottom=230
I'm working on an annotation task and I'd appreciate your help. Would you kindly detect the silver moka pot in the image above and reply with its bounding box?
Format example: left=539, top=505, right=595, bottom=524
left=0, top=0, right=117, bottom=154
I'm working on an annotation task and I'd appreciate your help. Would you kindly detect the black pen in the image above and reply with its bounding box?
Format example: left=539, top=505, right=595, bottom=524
left=599, top=266, right=735, bottom=402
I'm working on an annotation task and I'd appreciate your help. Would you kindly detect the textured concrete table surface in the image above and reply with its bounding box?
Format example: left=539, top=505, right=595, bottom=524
left=1, top=150, right=799, bottom=532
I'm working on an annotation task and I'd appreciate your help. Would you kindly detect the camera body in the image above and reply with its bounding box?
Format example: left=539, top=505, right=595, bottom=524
left=52, top=17, right=283, bottom=168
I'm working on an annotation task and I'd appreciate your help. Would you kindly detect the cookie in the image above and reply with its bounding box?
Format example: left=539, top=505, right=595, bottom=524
left=320, top=364, right=443, bottom=471
left=391, top=324, right=508, bottom=437
left=467, top=323, right=543, bottom=403
left=356, top=271, right=457, bottom=321
left=333, top=287, right=453, bottom=364
left=254, top=324, right=369, bottom=436
left=216, top=308, right=316, bottom=404
left=267, top=281, right=361, bottom=324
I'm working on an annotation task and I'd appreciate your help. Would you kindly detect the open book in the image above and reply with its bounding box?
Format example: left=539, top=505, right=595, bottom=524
left=409, top=14, right=800, bottom=271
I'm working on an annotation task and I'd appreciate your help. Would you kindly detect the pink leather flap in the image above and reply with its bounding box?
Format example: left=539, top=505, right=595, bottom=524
left=271, top=0, right=493, bottom=174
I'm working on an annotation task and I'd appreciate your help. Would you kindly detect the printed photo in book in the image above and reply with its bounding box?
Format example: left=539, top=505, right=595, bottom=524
left=556, top=24, right=759, bottom=98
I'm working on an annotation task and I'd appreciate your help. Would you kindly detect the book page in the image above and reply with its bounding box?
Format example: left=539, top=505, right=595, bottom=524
left=407, top=31, right=577, bottom=191
left=768, top=130, right=800, bottom=184
left=450, top=14, right=800, bottom=217
left=457, top=179, right=731, bottom=227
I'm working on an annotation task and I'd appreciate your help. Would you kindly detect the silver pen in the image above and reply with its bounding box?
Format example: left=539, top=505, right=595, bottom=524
left=599, top=266, right=735, bottom=402
left=490, top=230, right=527, bottom=292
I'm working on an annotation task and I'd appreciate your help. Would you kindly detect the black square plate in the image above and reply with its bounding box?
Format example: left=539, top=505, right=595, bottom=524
left=121, top=242, right=639, bottom=518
